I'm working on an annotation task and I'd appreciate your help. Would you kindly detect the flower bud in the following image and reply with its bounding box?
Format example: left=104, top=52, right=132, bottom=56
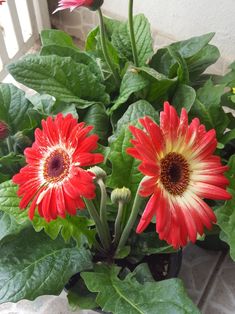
left=0, top=121, right=9, bottom=140
left=13, top=132, right=32, bottom=151
left=89, top=166, right=106, bottom=181
left=89, top=0, right=103, bottom=11
left=111, top=187, right=131, bottom=205
left=232, top=87, right=235, bottom=94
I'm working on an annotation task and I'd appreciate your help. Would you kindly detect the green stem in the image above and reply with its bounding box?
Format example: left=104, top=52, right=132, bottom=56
left=97, top=8, right=120, bottom=87
left=6, top=136, right=14, bottom=153
left=113, top=201, right=124, bottom=246
left=116, top=183, right=144, bottom=252
left=84, top=198, right=110, bottom=250
left=97, top=179, right=111, bottom=245
left=128, top=0, right=139, bottom=66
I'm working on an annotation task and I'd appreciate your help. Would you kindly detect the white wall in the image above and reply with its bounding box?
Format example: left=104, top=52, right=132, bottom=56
left=102, top=0, right=235, bottom=71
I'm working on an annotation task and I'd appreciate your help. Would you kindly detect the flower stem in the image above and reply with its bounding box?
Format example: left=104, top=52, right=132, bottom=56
left=97, top=179, right=111, bottom=245
left=128, top=0, right=139, bottom=66
left=116, top=182, right=144, bottom=252
left=97, top=8, right=120, bottom=87
left=113, top=201, right=124, bottom=246
left=84, top=198, right=110, bottom=250
left=6, top=136, right=14, bottom=153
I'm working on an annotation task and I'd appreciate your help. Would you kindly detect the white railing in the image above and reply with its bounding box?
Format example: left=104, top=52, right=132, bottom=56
left=0, top=0, right=51, bottom=81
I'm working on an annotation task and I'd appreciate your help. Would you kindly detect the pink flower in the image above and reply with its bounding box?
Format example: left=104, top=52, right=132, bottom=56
left=53, top=0, right=103, bottom=13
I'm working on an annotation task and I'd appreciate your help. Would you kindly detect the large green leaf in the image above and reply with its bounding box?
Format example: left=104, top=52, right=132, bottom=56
left=0, top=84, right=33, bottom=133
left=0, top=227, right=93, bottom=303
left=82, top=104, right=110, bottom=143
left=216, top=156, right=235, bottom=260
left=28, top=93, right=78, bottom=118
left=150, top=33, right=215, bottom=76
left=107, top=126, right=142, bottom=197
left=137, top=67, right=177, bottom=103
left=130, top=232, right=176, bottom=256
left=109, top=100, right=158, bottom=142
left=216, top=189, right=235, bottom=261
left=40, top=29, right=78, bottom=49
left=0, top=180, right=29, bottom=224
left=112, top=14, right=153, bottom=66
left=110, top=67, right=149, bottom=113
left=8, top=55, right=109, bottom=107
left=32, top=215, right=95, bottom=246
left=191, top=80, right=228, bottom=137
left=82, top=265, right=200, bottom=314
left=0, top=211, right=29, bottom=241
left=40, top=45, right=103, bottom=80
left=67, top=276, right=97, bottom=311
left=0, top=153, right=25, bottom=182
left=172, top=84, right=196, bottom=113
left=107, top=101, right=158, bottom=196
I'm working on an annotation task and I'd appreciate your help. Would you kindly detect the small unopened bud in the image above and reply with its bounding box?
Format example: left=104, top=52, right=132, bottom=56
left=111, top=187, right=131, bottom=205
left=0, top=121, right=9, bottom=140
left=89, top=166, right=106, bottom=181
left=13, top=132, right=32, bottom=150
left=89, top=0, right=104, bottom=11
left=232, top=87, right=235, bottom=94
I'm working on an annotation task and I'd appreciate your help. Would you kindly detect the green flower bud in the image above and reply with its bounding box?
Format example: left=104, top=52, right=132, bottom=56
left=89, top=166, right=107, bottom=181
left=111, top=187, right=131, bottom=205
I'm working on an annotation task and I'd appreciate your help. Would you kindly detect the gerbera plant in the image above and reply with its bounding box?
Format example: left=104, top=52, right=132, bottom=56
left=0, top=0, right=234, bottom=313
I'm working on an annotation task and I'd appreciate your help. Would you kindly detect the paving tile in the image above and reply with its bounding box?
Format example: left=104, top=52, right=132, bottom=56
left=201, top=254, right=235, bottom=314
left=178, top=244, right=222, bottom=305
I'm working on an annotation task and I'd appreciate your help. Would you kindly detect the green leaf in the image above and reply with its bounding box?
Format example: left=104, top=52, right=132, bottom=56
left=188, top=45, right=220, bottom=80
left=85, top=26, right=99, bottom=51
left=0, top=211, right=29, bottom=241
left=0, top=180, right=29, bottom=224
left=0, top=227, right=93, bottom=303
left=0, top=83, right=33, bottom=133
left=67, top=276, right=97, bottom=311
left=107, top=126, right=142, bottom=196
left=150, top=33, right=217, bottom=83
left=191, top=80, right=228, bottom=137
left=137, top=67, right=177, bottom=103
left=82, top=265, right=200, bottom=314
left=40, top=29, right=78, bottom=49
left=32, top=215, right=95, bottom=246
left=112, top=14, right=153, bottom=66
left=110, top=67, right=149, bottom=113
left=220, top=129, right=235, bottom=145
left=0, top=153, right=25, bottom=179
left=172, top=84, right=196, bottom=113
left=130, top=232, right=176, bottom=256
left=110, top=100, right=158, bottom=142
left=8, top=55, right=109, bottom=107
left=216, top=189, right=235, bottom=261
left=215, top=156, right=235, bottom=260
left=114, top=246, right=131, bottom=259
left=131, top=263, right=155, bottom=284
left=40, top=45, right=103, bottom=81
left=28, top=94, right=78, bottom=118
left=167, top=46, right=189, bottom=84
left=82, top=104, right=110, bottom=143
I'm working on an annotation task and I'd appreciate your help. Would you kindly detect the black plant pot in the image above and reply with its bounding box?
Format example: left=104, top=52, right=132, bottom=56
left=196, top=233, right=229, bottom=251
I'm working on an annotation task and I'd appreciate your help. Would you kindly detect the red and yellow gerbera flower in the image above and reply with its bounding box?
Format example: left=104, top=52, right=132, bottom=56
left=13, top=113, right=103, bottom=222
left=127, top=102, right=231, bottom=248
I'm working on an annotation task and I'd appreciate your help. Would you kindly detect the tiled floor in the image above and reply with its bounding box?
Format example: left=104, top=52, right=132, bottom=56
left=0, top=244, right=234, bottom=314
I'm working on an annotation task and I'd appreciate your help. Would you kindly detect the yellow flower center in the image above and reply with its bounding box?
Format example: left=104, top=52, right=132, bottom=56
left=160, top=152, right=190, bottom=195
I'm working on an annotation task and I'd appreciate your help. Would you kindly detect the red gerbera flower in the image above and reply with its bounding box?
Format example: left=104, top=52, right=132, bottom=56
left=13, top=114, right=103, bottom=222
left=53, top=0, right=103, bottom=13
left=127, top=102, right=231, bottom=248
